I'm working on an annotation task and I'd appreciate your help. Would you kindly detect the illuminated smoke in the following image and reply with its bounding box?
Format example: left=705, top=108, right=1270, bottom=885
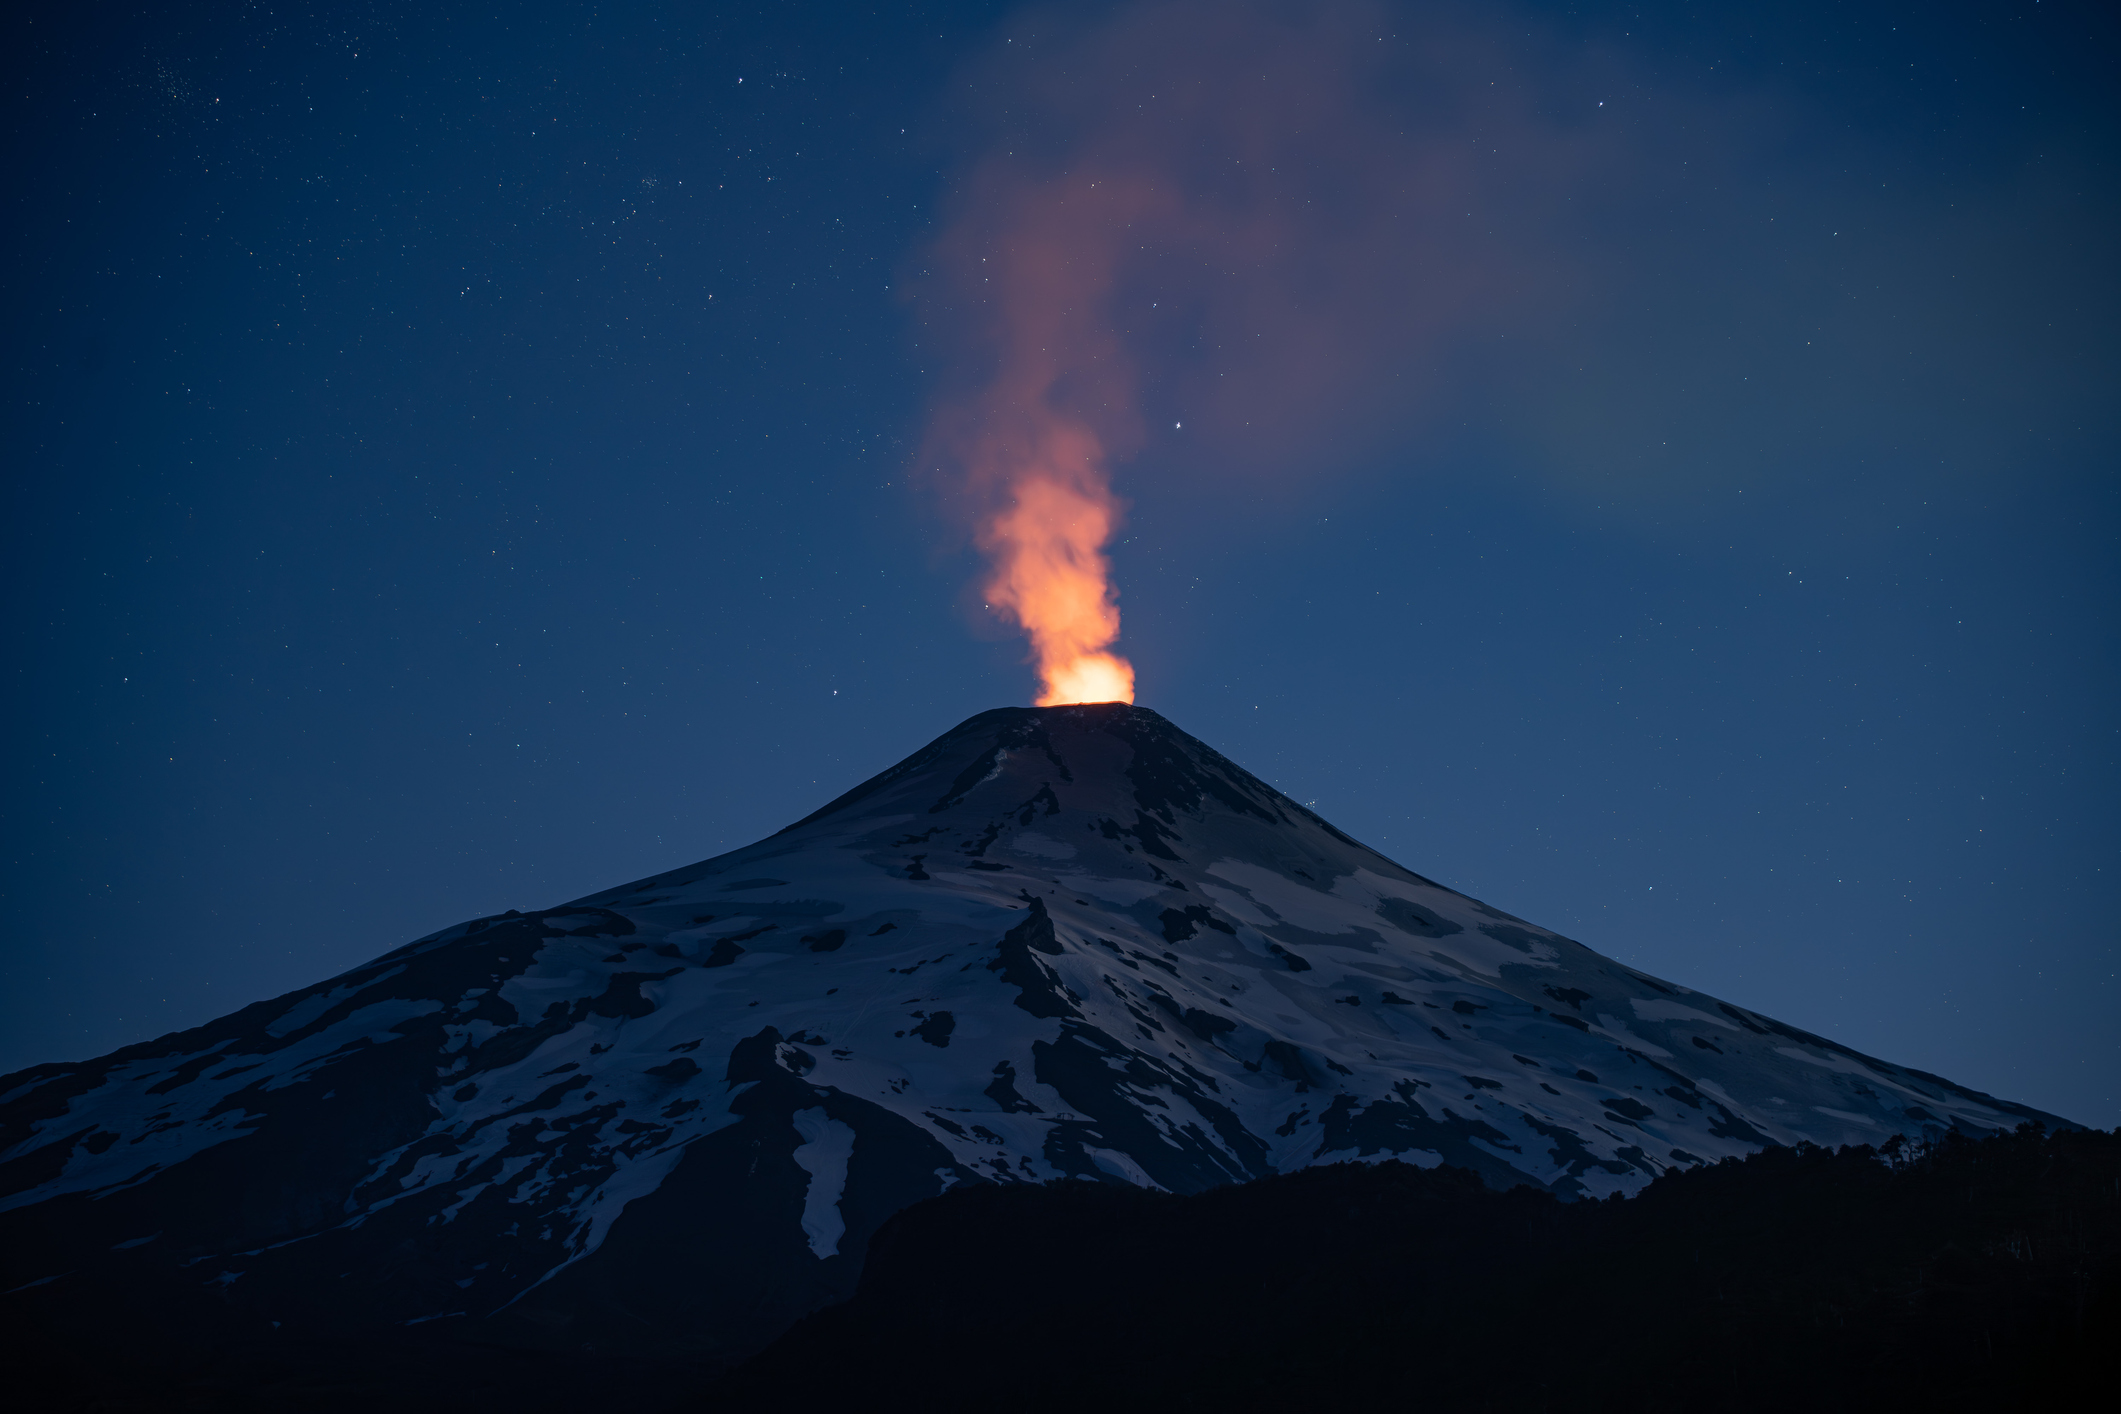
left=912, top=1, right=1626, bottom=702
left=978, top=445, right=1135, bottom=707
left=908, top=0, right=2079, bottom=682
left=920, top=163, right=1175, bottom=705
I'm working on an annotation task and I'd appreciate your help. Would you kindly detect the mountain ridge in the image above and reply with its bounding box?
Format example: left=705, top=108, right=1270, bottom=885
left=0, top=703, right=2068, bottom=1375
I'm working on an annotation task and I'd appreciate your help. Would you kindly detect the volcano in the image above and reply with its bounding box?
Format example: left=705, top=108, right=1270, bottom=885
left=1, top=704, right=2065, bottom=1386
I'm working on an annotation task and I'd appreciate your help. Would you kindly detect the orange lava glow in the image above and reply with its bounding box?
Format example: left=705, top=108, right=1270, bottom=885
left=977, top=442, right=1136, bottom=706
left=919, top=162, right=1162, bottom=707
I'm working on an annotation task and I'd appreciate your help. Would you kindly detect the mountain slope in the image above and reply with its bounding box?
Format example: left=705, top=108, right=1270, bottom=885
left=0, top=704, right=2065, bottom=1370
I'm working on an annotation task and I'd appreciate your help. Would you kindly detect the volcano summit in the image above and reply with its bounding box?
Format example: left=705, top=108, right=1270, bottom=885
left=1, top=705, right=2064, bottom=1377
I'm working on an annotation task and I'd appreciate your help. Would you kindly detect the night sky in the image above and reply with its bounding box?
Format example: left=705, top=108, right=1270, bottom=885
left=6, top=1, right=2115, bottom=1127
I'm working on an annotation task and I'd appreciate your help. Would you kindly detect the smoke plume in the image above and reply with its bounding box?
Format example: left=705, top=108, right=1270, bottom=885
left=911, top=0, right=1596, bottom=702
left=910, top=0, right=2104, bottom=700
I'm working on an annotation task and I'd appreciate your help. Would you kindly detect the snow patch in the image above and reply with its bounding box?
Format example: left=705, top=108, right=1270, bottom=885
left=1009, top=831, right=1077, bottom=861
left=1195, top=882, right=1280, bottom=928
left=1631, top=999, right=1739, bottom=1031
left=1206, top=860, right=1351, bottom=933
left=790, top=1109, right=856, bottom=1259
left=1086, top=1147, right=1165, bottom=1189
left=266, top=967, right=405, bottom=1038
left=1050, top=873, right=1164, bottom=905
left=1814, top=1107, right=1880, bottom=1127
left=1592, top=1015, right=1673, bottom=1058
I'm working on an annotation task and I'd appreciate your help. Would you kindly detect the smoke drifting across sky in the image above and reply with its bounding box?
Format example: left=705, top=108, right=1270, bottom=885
left=912, top=0, right=2112, bottom=698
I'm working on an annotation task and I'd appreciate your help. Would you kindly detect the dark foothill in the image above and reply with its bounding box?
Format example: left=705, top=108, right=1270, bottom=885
left=803, top=929, right=848, bottom=952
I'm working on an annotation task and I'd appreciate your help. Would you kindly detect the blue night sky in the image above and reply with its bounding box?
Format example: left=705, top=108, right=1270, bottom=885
left=6, top=0, right=2116, bottom=1126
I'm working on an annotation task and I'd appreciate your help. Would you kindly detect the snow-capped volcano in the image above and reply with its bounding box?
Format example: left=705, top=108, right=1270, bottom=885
left=0, top=704, right=2064, bottom=1363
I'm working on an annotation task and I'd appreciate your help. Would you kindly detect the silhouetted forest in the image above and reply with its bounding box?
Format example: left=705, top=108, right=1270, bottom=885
left=719, top=1126, right=2117, bottom=1412
left=14, top=1126, right=2114, bottom=1411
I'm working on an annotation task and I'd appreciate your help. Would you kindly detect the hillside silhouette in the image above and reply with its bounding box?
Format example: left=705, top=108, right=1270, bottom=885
left=721, top=1124, right=2116, bottom=1412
